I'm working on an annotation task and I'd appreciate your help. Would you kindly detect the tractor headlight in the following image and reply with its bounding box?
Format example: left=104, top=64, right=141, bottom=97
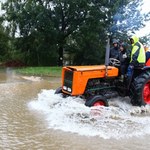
left=63, top=86, right=67, bottom=90
left=67, top=87, right=72, bottom=92
left=63, top=86, right=71, bottom=92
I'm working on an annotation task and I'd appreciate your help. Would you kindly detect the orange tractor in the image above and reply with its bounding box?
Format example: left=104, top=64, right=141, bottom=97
left=55, top=39, right=150, bottom=107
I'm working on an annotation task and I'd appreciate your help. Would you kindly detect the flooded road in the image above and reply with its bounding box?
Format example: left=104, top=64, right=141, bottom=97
left=0, top=68, right=150, bottom=150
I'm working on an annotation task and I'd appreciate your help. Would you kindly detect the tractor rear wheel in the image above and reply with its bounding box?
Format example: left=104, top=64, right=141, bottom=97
left=85, top=95, right=109, bottom=107
left=130, top=70, right=150, bottom=106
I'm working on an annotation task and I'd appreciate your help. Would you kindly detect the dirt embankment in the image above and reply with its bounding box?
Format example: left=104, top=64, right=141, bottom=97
left=0, top=60, right=26, bottom=67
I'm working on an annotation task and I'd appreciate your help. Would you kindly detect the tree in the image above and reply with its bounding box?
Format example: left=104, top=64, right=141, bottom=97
left=2, top=0, right=150, bottom=66
left=110, top=0, right=150, bottom=41
left=0, top=17, right=10, bottom=62
left=2, top=0, right=58, bottom=66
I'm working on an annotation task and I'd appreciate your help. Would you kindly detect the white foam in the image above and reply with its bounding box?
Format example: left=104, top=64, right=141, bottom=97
left=28, top=90, right=150, bottom=139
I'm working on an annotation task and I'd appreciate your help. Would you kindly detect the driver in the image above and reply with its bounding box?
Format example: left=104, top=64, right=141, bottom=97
left=127, top=35, right=146, bottom=77
left=109, top=39, right=119, bottom=60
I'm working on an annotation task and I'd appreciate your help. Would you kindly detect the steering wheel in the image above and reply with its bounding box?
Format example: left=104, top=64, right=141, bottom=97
left=109, top=58, right=120, bottom=67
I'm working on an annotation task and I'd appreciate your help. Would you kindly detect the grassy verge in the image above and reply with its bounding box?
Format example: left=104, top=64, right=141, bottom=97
left=15, top=67, right=62, bottom=77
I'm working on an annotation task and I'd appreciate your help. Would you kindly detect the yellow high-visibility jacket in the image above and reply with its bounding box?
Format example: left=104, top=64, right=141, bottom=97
left=130, top=35, right=146, bottom=65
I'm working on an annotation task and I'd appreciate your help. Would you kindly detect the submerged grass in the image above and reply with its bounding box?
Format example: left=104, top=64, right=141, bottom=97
left=15, top=67, right=62, bottom=77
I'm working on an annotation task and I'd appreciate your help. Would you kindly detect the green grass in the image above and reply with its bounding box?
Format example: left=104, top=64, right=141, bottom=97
left=15, top=67, right=62, bottom=77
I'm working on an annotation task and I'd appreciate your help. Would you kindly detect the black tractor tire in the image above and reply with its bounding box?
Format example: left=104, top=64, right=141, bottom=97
left=55, top=87, right=62, bottom=94
left=55, top=87, right=68, bottom=98
left=129, top=70, right=150, bottom=106
left=85, top=95, right=109, bottom=107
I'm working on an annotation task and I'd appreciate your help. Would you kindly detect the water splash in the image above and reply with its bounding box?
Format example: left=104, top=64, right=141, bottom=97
left=21, top=76, right=42, bottom=81
left=28, top=89, right=150, bottom=139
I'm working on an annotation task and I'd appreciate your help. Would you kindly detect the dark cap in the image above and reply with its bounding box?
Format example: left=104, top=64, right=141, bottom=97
left=112, top=39, right=118, bottom=44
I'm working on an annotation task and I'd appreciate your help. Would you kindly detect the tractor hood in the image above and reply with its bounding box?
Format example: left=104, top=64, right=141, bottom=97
left=65, top=65, right=116, bottom=71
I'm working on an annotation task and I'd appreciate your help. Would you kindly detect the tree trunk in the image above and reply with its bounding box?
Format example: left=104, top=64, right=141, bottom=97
left=58, top=46, right=63, bottom=66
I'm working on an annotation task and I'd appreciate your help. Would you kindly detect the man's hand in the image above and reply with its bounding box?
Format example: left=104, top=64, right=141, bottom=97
left=122, top=53, right=127, bottom=59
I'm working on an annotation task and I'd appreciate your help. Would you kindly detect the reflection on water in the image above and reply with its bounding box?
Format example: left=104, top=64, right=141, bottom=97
left=1, top=68, right=150, bottom=150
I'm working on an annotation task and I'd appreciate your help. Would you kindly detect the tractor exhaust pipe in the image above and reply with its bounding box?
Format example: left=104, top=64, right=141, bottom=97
left=105, top=38, right=110, bottom=76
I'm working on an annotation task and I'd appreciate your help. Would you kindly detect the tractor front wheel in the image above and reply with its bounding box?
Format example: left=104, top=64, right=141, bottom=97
left=55, top=87, right=62, bottom=94
left=55, top=87, right=69, bottom=98
left=130, top=70, right=150, bottom=106
left=85, top=95, right=109, bottom=107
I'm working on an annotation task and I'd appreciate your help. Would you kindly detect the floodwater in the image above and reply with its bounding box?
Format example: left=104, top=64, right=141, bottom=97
left=1, top=68, right=150, bottom=150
